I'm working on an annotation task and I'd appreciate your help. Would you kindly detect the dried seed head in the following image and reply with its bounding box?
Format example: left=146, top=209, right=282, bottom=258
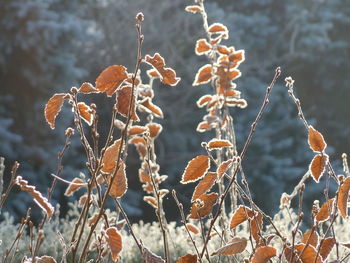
left=136, top=12, right=144, bottom=22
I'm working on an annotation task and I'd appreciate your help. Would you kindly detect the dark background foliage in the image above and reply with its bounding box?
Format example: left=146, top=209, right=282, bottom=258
left=1, top=0, right=349, bottom=222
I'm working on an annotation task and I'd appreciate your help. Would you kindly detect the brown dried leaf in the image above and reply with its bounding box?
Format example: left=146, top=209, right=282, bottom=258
left=77, top=102, right=93, bottom=126
left=340, top=242, right=350, bottom=249
left=101, top=139, right=122, bottom=174
left=251, top=246, right=277, bottom=263
left=193, top=64, right=212, bottom=86
left=88, top=212, right=100, bottom=227
left=142, top=246, right=165, bottom=263
left=230, top=205, right=254, bottom=229
left=185, top=5, right=202, bottom=14
left=144, top=196, right=158, bottom=208
left=181, top=155, right=210, bottom=184
left=95, top=65, right=128, bottom=96
left=207, top=139, right=233, bottom=149
left=208, top=23, right=228, bottom=35
left=301, top=229, right=319, bottom=248
left=189, top=192, right=218, bottom=219
left=196, top=94, right=213, bottom=108
left=116, top=85, right=139, bottom=121
left=308, top=126, right=327, bottom=152
left=35, top=256, right=57, bottom=263
left=337, top=176, right=350, bottom=218
left=145, top=53, right=180, bottom=86
left=226, top=98, right=247, bottom=108
left=129, top=136, right=147, bottom=146
left=106, top=227, right=123, bottom=262
left=64, top=178, right=85, bottom=196
left=319, top=237, right=335, bottom=261
left=195, top=39, right=212, bottom=55
left=310, top=154, right=328, bottom=183
left=192, top=172, right=216, bottom=202
left=147, top=123, right=163, bottom=139
left=128, top=125, right=148, bottom=136
left=315, top=198, right=334, bottom=223
left=294, top=243, right=323, bottom=263
left=15, top=176, right=54, bottom=218
left=217, top=158, right=235, bottom=179
left=147, top=69, right=160, bottom=79
left=44, top=93, right=68, bottom=129
left=139, top=98, right=164, bottom=118
left=186, top=223, right=200, bottom=235
left=78, top=82, right=98, bottom=94
left=211, top=237, right=247, bottom=256
left=250, top=212, right=263, bottom=242
left=78, top=194, right=88, bottom=207
left=108, top=162, right=128, bottom=198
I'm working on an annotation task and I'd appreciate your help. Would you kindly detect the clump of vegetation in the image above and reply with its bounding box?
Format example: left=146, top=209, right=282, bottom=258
left=1, top=0, right=350, bottom=262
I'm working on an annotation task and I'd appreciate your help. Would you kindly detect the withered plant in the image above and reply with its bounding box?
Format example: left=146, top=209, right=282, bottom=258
left=1, top=1, right=350, bottom=263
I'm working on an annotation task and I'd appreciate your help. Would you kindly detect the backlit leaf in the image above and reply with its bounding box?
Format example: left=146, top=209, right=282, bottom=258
left=185, top=5, right=202, bottom=14
left=34, top=256, right=57, bottom=263
left=192, top=172, right=216, bottom=201
left=308, top=126, right=327, bottom=152
left=181, top=155, right=210, bottom=184
left=142, top=246, right=165, bottom=263
left=315, top=198, right=334, bottom=223
left=189, top=192, right=218, bottom=219
left=211, top=237, right=247, bottom=256
left=208, top=23, right=228, bottom=35
left=147, top=123, right=163, bottom=139
left=230, top=205, right=254, bottom=229
left=196, top=94, right=213, bottom=108
left=44, top=93, right=68, bottom=129
left=310, top=154, right=328, bottom=183
left=301, top=229, right=319, bottom=248
left=251, top=246, right=277, bottom=263
left=145, top=53, right=180, bottom=86
left=128, top=125, right=148, bottom=136
left=78, top=82, right=98, bottom=94
left=77, top=102, right=93, bottom=126
left=108, top=161, right=128, bottom=198
left=116, top=85, right=139, bottom=121
left=64, top=178, right=85, bottom=196
left=337, top=176, right=350, bottom=218
left=250, top=212, right=263, bottom=242
left=101, top=139, right=122, bottom=174
left=195, top=39, right=212, bottom=55
left=186, top=223, right=200, bottom=235
left=88, top=212, right=100, bottom=227
left=207, top=139, right=233, bottom=149
left=139, top=98, right=164, bottom=118
left=15, top=176, right=54, bottom=218
left=95, top=65, right=128, bottom=96
left=319, top=237, right=335, bottom=261
left=193, top=64, right=212, bottom=86
left=217, top=158, right=235, bottom=179
left=176, top=254, right=197, bottom=263
left=106, top=227, right=123, bottom=262
left=294, top=243, right=323, bottom=263
left=144, top=196, right=158, bottom=208
left=226, top=98, right=247, bottom=108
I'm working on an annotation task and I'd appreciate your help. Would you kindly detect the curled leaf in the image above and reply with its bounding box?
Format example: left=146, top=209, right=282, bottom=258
left=144, top=196, right=158, bottom=208
left=64, top=178, right=86, bottom=196
left=207, top=139, right=233, bottom=150
left=77, top=102, right=93, bottom=126
left=208, top=23, right=228, bottom=36
left=337, top=176, right=350, bottom=218
left=185, top=5, right=202, bottom=14
left=95, top=65, right=128, bottom=96
left=181, top=155, right=210, bottom=184
left=139, top=98, right=164, bottom=118
left=128, top=125, right=148, bottom=136
left=211, top=237, right=247, bottom=256
left=189, top=192, right=218, bottom=219
left=78, top=82, right=98, bottom=94
left=147, top=123, right=163, bottom=139
left=44, top=93, right=68, bottom=129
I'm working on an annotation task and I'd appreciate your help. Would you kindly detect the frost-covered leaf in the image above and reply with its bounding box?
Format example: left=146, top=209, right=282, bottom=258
left=251, top=246, right=276, bottom=263
left=308, top=126, right=327, bottom=152
left=106, top=227, right=123, bottom=262
left=77, top=102, right=93, bottom=126
left=191, top=172, right=216, bottom=202
left=230, top=205, right=254, bottom=229
left=64, top=177, right=85, bottom=196
left=116, top=85, right=139, bottom=121
left=44, top=93, right=68, bottom=129
left=193, top=64, right=212, bottom=86
left=101, top=139, right=122, bottom=174
left=207, top=139, right=233, bottom=150
left=95, top=65, right=128, bottom=96
left=189, top=192, right=218, bottom=219
left=142, top=246, right=165, bottom=263
left=315, top=198, right=334, bottom=223
left=185, top=5, right=202, bottom=14
left=108, top=161, right=128, bottom=198
left=211, top=237, right=247, bottom=256
left=139, top=98, right=164, bottom=118
left=337, top=176, right=350, bottom=218
left=195, top=39, right=211, bottom=55
left=181, top=155, right=210, bottom=184
left=310, top=154, right=328, bottom=183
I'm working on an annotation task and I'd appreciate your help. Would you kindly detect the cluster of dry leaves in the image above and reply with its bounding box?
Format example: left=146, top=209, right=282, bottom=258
left=1, top=0, right=350, bottom=263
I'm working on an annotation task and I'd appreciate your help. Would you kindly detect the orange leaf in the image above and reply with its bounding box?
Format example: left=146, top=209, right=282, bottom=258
left=106, top=227, right=123, bottom=262
left=207, top=139, right=233, bottom=149
left=229, top=50, right=245, bottom=65
left=15, top=176, right=54, bottom=218
left=251, top=246, right=277, bottom=263
left=139, top=98, right=164, bottom=118
left=88, top=212, right=100, bottom=227
left=294, top=243, right=323, bottom=263
left=301, top=229, right=319, bottom=248
left=319, top=237, right=335, bottom=261
left=195, top=39, right=212, bottom=55
left=144, top=196, right=158, bottom=208
left=147, top=123, right=163, bottom=139
left=208, top=23, right=228, bottom=35
left=181, top=155, right=210, bottom=184
left=108, top=161, right=128, bottom=198
left=196, top=121, right=212, bottom=133
left=78, top=194, right=88, bottom=207
left=189, top=192, right=218, bottom=219
left=337, top=176, right=350, bottom=218
left=226, top=98, right=247, bottom=108
left=146, top=69, right=160, bottom=79
left=128, top=125, right=148, bottom=136
left=230, top=205, right=254, bottom=229
left=211, top=237, right=247, bottom=256
left=95, top=65, right=128, bottom=96
left=340, top=242, right=350, bottom=249
left=78, top=82, right=98, bottom=94
left=129, top=136, right=147, bottom=146
left=77, top=102, right=93, bottom=126
left=34, top=256, right=57, bottom=263
left=185, top=5, right=202, bottom=14
left=64, top=178, right=85, bottom=196
left=250, top=212, right=263, bottom=242
left=176, top=254, right=197, bottom=263
left=44, top=93, right=68, bottom=129
left=310, top=154, right=328, bottom=183
left=145, top=53, right=180, bottom=86
left=192, top=172, right=217, bottom=201
left=196, top=94, right=213, bottom=108
left=217, top=158, right=235, bottom=179
left=101, top=139, right=122, bottom=174
left=308, top=126, right=327, bottom=152
left=193, top=64, right=212, bottom=86
left=186, top=223, right=200, bottom=235
left=116, top=85, right=139, bottom=121
left=315, top=198, right=334, bottom=223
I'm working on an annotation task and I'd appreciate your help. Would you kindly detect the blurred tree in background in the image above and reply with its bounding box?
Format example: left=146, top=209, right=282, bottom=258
left=1, top=0, right=349, bottom=222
